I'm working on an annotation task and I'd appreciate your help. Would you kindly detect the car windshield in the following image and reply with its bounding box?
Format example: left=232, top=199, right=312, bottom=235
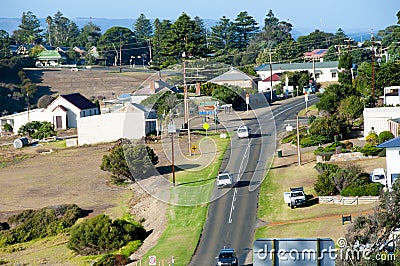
left=238, top=128, right=247, bottom=133
left=291, top=192, right=303, bottom=197
left=218, top=174, right=230, bottom=180
left=219, top=253, right=234, bottom=258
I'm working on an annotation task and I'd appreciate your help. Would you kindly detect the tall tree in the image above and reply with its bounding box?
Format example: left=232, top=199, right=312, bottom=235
left=12, top=11, right=42, bottom=44
left=233, top=11, right=259, bottom=50
left=47, top=12, right=80, bottom=47
left=46, top=16, right=53, bottom=46
left=97, top=26, right=141, bottom=66
left=338, top=52, right=353, bottom=85
left=0, top=30, right=10, bottom=59
left=133, top=14, right=153, bottom=41
left=209, top=16, right=235, bottom=51
left=297, top=29, right=335, bottom=52
left=77, top=22, right=102, bottom=49
left=151, top=19, right=172, bottom=68
left=165, top=13, right=205, bottom=60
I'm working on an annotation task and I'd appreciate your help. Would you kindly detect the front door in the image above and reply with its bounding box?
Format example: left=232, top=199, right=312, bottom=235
left=55, top=116, right=62, bottom=129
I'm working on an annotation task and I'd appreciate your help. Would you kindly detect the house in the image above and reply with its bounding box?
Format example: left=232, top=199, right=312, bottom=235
left=383, top=86, right=400, bottom=106
left=131, top=79, right=179, bottom=104
left=377, top=137, right=400, bottom=189
left=255, top=61, right=339, bottom=84
left=36, top=50, right=62, bottom=67
left=0, top=93, right=98, bottom=134
left=303, top=49, right=328, bottom=61
left=363, top=107, right=400, bottom=137
left=208, top=68, right=259, bottom=91
left=77, top=103, right=157, bottom=145
left=46, top=93, right=99, bottom=128
left=257, top=73, right=281, bottom=92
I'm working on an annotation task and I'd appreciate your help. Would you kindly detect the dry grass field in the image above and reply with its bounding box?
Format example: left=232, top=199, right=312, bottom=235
left=0, top=142, right=131, bottom=221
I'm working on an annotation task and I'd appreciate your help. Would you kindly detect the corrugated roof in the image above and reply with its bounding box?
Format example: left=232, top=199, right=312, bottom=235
left=377, top=137, right=400, bottom=148
left=255, top=61, right=339, bottom=72
left=37, top=50, right=61, bottom=60
left=209, top=68, right=256, bottom=82
left=261, top=73, right=281, bottom=82
left=61, top=93, right=96, bottom=110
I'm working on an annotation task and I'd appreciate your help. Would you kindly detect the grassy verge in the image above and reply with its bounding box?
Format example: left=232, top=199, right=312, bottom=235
left=142, top=134, right=230, bottom=266
left=256, top=151, right=378, bottom=243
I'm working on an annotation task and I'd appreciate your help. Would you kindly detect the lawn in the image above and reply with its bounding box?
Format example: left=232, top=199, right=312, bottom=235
left=256, top=150, right=383, bottom=244
left=140, top=134, right=230, bottom=266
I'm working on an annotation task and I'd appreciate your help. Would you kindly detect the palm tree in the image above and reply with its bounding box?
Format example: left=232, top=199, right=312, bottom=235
left=46, top=16, right=52, bottom=46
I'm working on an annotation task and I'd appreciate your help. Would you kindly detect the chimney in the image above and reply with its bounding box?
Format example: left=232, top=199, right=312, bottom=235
left=149, top=80, right=155, bottom=94
left=196, top=82, right=201, bottom=96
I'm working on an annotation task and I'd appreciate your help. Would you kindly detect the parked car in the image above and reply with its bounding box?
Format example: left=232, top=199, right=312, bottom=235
left=217, top=172, right=234, bottom=188
left=283, top=187, right=307, bottom=209
left=370, top=168, right=387, bottom=187
left=237, top=125, right=251, bottom=138
left=216, top=248, right=238, bottom=266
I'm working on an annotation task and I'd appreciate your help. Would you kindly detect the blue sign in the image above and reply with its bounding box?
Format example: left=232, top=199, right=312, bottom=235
left=199, top=111, right=217, bottom=115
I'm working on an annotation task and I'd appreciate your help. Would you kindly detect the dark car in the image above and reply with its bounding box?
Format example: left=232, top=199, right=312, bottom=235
left=216, top=248, right=238, bottom=266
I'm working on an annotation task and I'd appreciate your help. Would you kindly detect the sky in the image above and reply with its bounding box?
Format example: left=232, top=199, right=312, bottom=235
left=1, top=0, right=399, bottom=33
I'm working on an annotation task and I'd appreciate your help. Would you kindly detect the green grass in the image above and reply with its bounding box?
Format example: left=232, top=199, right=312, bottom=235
left=142, top=135, right=230, bottom=266
left=255, top=152, right=378, bottom=242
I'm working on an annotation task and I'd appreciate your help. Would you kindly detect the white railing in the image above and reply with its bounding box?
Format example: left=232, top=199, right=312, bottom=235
left=318, top=196, right=380, bottom=205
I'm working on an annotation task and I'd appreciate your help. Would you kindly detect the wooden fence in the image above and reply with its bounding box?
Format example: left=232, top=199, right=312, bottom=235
left=318, top=196, right=380, bottom=205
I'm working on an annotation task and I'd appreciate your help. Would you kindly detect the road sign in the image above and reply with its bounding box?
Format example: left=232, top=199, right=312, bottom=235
left=203, top=123, right=210, bottom=131
left=305, top=93, right=309, bottom=102
left=246, top=93, right=250, bottom=104
left=191, top=145, right=198, bottom=153
left=149, top=255, right=157, bottom=266
left=199, top=110, right=216, bottom=115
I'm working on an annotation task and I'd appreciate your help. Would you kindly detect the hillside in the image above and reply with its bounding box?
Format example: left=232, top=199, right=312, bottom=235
left=24, top=68, right=157, bottom=101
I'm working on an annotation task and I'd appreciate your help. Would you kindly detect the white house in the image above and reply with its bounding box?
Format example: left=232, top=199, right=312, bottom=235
left=377, top=137, right=400, bottom=190
left=208, top=68, right=259, bottom=90
left=77, top=103, right=157, bottom=145
left=382, top=86, right=400, bottom=106
left=0, top=93, right=98, bottom=134
left=255, top=61, right=339, bottom=84
left=363, top=107, right=400, bottom=136
left=258, top=73, right=281, bottom=92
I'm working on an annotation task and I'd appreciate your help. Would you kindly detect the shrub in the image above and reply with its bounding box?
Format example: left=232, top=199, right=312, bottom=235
left=378, top=131, right=394, bottom=144
left=0, top=204, right=83, bottom=246
left=340, top=183, right=383, bottom=196
left=360, top=144, right=382, bottom=156
left=314, top=171, right=339, bottom=196
left=67, top=214, right=146, bottom=256
left=300, top=135, right=332, bottom=147
left=93, top=254, right=131, bottom=266
left=365, top=132, right=378, bottom=145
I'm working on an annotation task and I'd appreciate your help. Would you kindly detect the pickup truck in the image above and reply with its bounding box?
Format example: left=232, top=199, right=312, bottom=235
left=284, top=187, right=307, bottom=209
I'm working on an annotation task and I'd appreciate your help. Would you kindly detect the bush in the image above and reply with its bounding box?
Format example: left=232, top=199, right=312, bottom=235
left=314, top=171, right=339, bottom=196
left=300, top=135, right=332, bottom=147
left=67, top=214, right=146, bottom=256
left=18, top=121, right=56, bottom=139
left=0, top=204, right=83, bottom=246
left=360, top=144, right=382, bottom=156
left=365, top=132, right=379, bottom=145
left=93, top=254, right=131, bottom=266
left=340, top=183, right=383, bottom=196
left=378, top=131, right=394, bottom=144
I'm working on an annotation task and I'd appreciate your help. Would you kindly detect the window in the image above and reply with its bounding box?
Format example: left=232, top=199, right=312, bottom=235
left=89, top=110, right=92, bottom=115
left=82, top=110, right=86, bottom=117
left=331, top=72, right=337, bottom=78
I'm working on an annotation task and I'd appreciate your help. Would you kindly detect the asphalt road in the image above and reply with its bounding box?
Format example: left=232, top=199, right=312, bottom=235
left=190, top=94, right=318, bottom=266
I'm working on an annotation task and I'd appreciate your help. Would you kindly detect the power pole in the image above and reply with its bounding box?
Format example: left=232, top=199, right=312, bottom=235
left=268, top=49, right=275, bottom=103
left=344, top=39, right=351, bottom=53
left=182, top=52, right=192, bottom=156
left=119, top=34, right=122, bottom=67
left=296, top=112, right=301, bottom=166
left=147, top=39, right=152, bottom=64
left=371, top=30, right=375, bottom=98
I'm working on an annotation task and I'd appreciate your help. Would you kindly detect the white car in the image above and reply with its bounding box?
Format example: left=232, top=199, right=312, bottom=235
left=217, top=172, right=233, bottom=188
left=237, top=125, right=251, bottom=138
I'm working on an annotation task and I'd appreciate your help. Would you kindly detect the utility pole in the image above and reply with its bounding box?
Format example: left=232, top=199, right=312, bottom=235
left=296, top=112, right=301, bottom=166
left=182, top=52, right=191, bottom=156
left=119, top=33, right=122, bottom=67
left=147, top=39, right=152, bottom=64
left=371, top=30, right=375, bottom=98
left=268, top=49, right=275, bottom=103
left=344, top=39, right=351, bottom=53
